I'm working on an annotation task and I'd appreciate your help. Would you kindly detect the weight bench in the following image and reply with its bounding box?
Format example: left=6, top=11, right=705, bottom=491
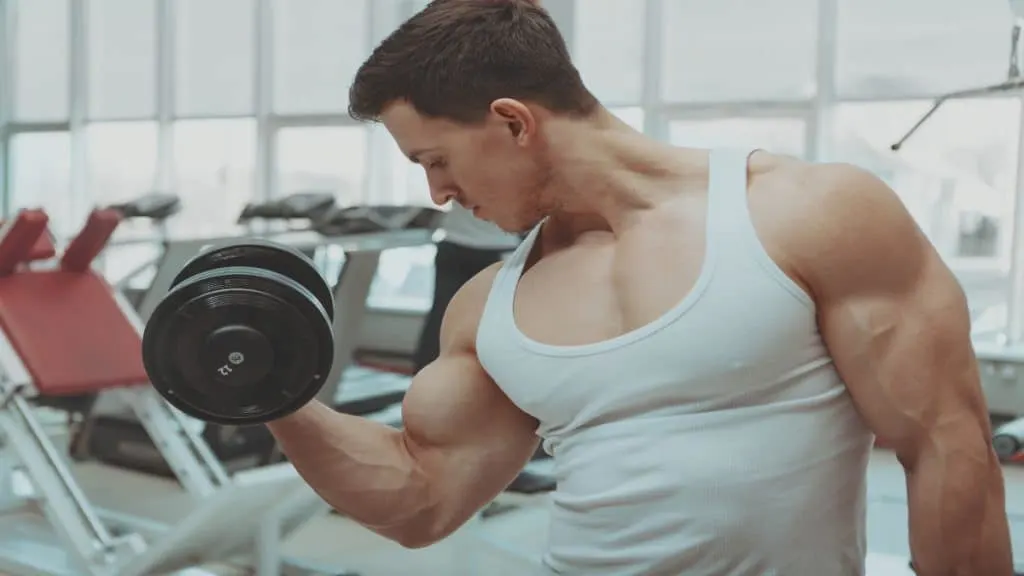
left=0, top=208, right=345, bottom=576
left=0, top=219, right=87, bottom=422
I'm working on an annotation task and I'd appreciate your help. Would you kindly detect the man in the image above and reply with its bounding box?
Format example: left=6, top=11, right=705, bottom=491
left=412, top=202, right=520, bottom=372
left=267, top=1, right=1014, bottom=574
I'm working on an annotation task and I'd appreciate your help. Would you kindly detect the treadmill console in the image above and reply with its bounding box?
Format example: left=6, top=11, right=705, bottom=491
left=238, top=191, right=337, bottom=222
left=312, top=205, right=445, bottom=236
left=108, top=193, right=182, bottom=221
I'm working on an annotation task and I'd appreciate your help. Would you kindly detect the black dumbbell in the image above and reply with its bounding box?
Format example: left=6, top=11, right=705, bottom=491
left=142, top=239, right=335, bottom=425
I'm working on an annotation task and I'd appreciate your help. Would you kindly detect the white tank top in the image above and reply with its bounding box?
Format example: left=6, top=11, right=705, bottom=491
left=475, top=148, right=875, bottom=575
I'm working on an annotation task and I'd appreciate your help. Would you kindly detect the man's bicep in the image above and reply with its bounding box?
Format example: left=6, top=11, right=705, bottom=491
left=415, top=259, right=536, bottom=458
left=401, top=351, right=539, bottom=527
left=400, top=261, right=539, bottom=521
left=800, top=165, right=991, bottom=462
left=403, top=351, right=537, bottom=454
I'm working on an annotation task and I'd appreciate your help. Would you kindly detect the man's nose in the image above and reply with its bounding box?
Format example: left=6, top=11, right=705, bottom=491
left=429, top=186, right=455, bottom=207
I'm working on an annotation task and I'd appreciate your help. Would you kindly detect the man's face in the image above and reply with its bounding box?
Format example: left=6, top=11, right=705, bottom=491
left=380, top=100, right=550, bottom=233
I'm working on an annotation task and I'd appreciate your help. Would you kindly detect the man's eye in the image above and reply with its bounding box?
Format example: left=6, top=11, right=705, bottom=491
left=427, top=159, right=447, bottom=169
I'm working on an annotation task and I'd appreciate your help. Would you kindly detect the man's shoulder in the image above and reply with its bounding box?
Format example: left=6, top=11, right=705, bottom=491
left=438, top=261, right=505, bottom=352
left=751, top=156, right=904, bottom=233
left=751, top=154, right=878, bottom=199
left=749, top=157, right=923, bottom=298
left=452, top=261, right=505, bottom=311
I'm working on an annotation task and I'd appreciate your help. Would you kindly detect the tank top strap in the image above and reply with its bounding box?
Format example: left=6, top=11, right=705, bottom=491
left=503, top=221, right=542, bottom=272
left=493, top=221, right=541, bottom=294
left=706, top=147, right=757, bottom=240
left=476, top=220, right=542, bottom=347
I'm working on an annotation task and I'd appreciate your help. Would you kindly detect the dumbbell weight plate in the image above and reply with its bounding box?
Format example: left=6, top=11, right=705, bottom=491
left=171, top=239, right=335, bottom=321
left=143, top=263, right=335, bottom=425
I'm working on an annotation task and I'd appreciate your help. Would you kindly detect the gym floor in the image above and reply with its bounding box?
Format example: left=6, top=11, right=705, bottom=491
left=69, top=449, right=1024, bottom=576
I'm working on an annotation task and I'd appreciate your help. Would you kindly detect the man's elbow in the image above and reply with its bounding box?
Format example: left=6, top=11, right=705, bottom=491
left=900, top=421, right=999, bottom=481
left=389, top=522, right=464, bottom=550
left=891, top=414, right=982, bottom=474
left=380, top=505, right=465, bottom=550
left=385, top=526, right=435, bottom=549
left=394, top=529, right=445, bottom=550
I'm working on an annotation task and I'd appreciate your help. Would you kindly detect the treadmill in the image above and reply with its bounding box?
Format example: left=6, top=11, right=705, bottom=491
left=238, top=190, right=336, bottom=228
left=108, top=192, right=182, bottom=222
left=103, top=192, right=182, bottom=308
left=75, top=198, right=446, bottom=476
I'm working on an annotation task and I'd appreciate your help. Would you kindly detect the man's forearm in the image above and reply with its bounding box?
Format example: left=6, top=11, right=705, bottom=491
left=266, top=400, right=438, bottom=545
left=906, top=443, right=1013, bottom=575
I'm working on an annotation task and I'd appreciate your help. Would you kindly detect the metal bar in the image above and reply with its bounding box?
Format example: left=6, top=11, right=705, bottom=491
left=806, top=0, right=838, bottom=161
left=111, top=254, right=163, bottom=290
left=891, top=80, right=1024, bottom=150
left=160, top=396, right=231, bottom=486
left=266, top=113, right=364, bottom=129
left=1006, top=95, right=1024, bottom=344
left=3, top=121, right=72, bottom=133
left=155, top=0, right=174, bottom=192
left=135, top=238, right=208, bottom=320
left=0, top=0, right=9, bottom=218
left=69, top=0, right=87, bottom=217
left=0, top=329, right=115, bottom=569
left=656, top=102, right=812, bottom=121
left=119, top=387, right=227, bottom=496
left=889, top=99, right=947, bottom=151
left=10, top=395, right=114, bottom=548
left=317, top=250, right=383, bottom=404
left=110, top=288, right=231, bottom=492
left=641, top=0, right=664, bottom=140
left=254, top=0, right=273, bottom=201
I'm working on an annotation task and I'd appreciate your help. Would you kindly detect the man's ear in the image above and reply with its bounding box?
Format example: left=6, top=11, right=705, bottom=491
left=490, top=98, right=534, bottom=144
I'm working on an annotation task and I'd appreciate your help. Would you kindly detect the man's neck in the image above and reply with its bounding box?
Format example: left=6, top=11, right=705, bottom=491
left=540, top=111, right=706, bottom=233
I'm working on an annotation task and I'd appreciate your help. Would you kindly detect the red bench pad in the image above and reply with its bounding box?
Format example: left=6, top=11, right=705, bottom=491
left=0, top=271, right=146, bottom=395
left=0, top=216, right=56, bottom=264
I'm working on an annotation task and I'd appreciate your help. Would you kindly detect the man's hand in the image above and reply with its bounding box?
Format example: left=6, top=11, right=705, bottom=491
left=779, top=163, right=1014, bottom=575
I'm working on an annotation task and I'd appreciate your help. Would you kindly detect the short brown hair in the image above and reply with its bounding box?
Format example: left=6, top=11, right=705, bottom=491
left=349, top=0, right=598, bottom=124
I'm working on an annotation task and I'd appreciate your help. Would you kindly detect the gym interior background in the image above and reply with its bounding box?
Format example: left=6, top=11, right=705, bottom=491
left=0, top=0, right=1022, bottom=575
left=5, top=0, right=1024, bottom=354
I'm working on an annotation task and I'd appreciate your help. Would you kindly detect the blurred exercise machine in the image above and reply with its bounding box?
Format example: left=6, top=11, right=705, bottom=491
left=237, top=192, right=344, bottom=289
left=0, top=209, right=345, bottom=576
left=976, top=341, right=1024, bottom=424
left=78, top=199, right=446, bottom=477
left=238, top=191, right=336, bottom=231
left=102, top=192, right=182, bottom=308
left=77, top=195, right=557, bottom=547
left=135, top=192, right=341, bottom=319
left=994, top=417, right=1024, bottom=462
left=107, top=192, right=181, bottom=224
left=35, top=193, right=184, bottom=426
